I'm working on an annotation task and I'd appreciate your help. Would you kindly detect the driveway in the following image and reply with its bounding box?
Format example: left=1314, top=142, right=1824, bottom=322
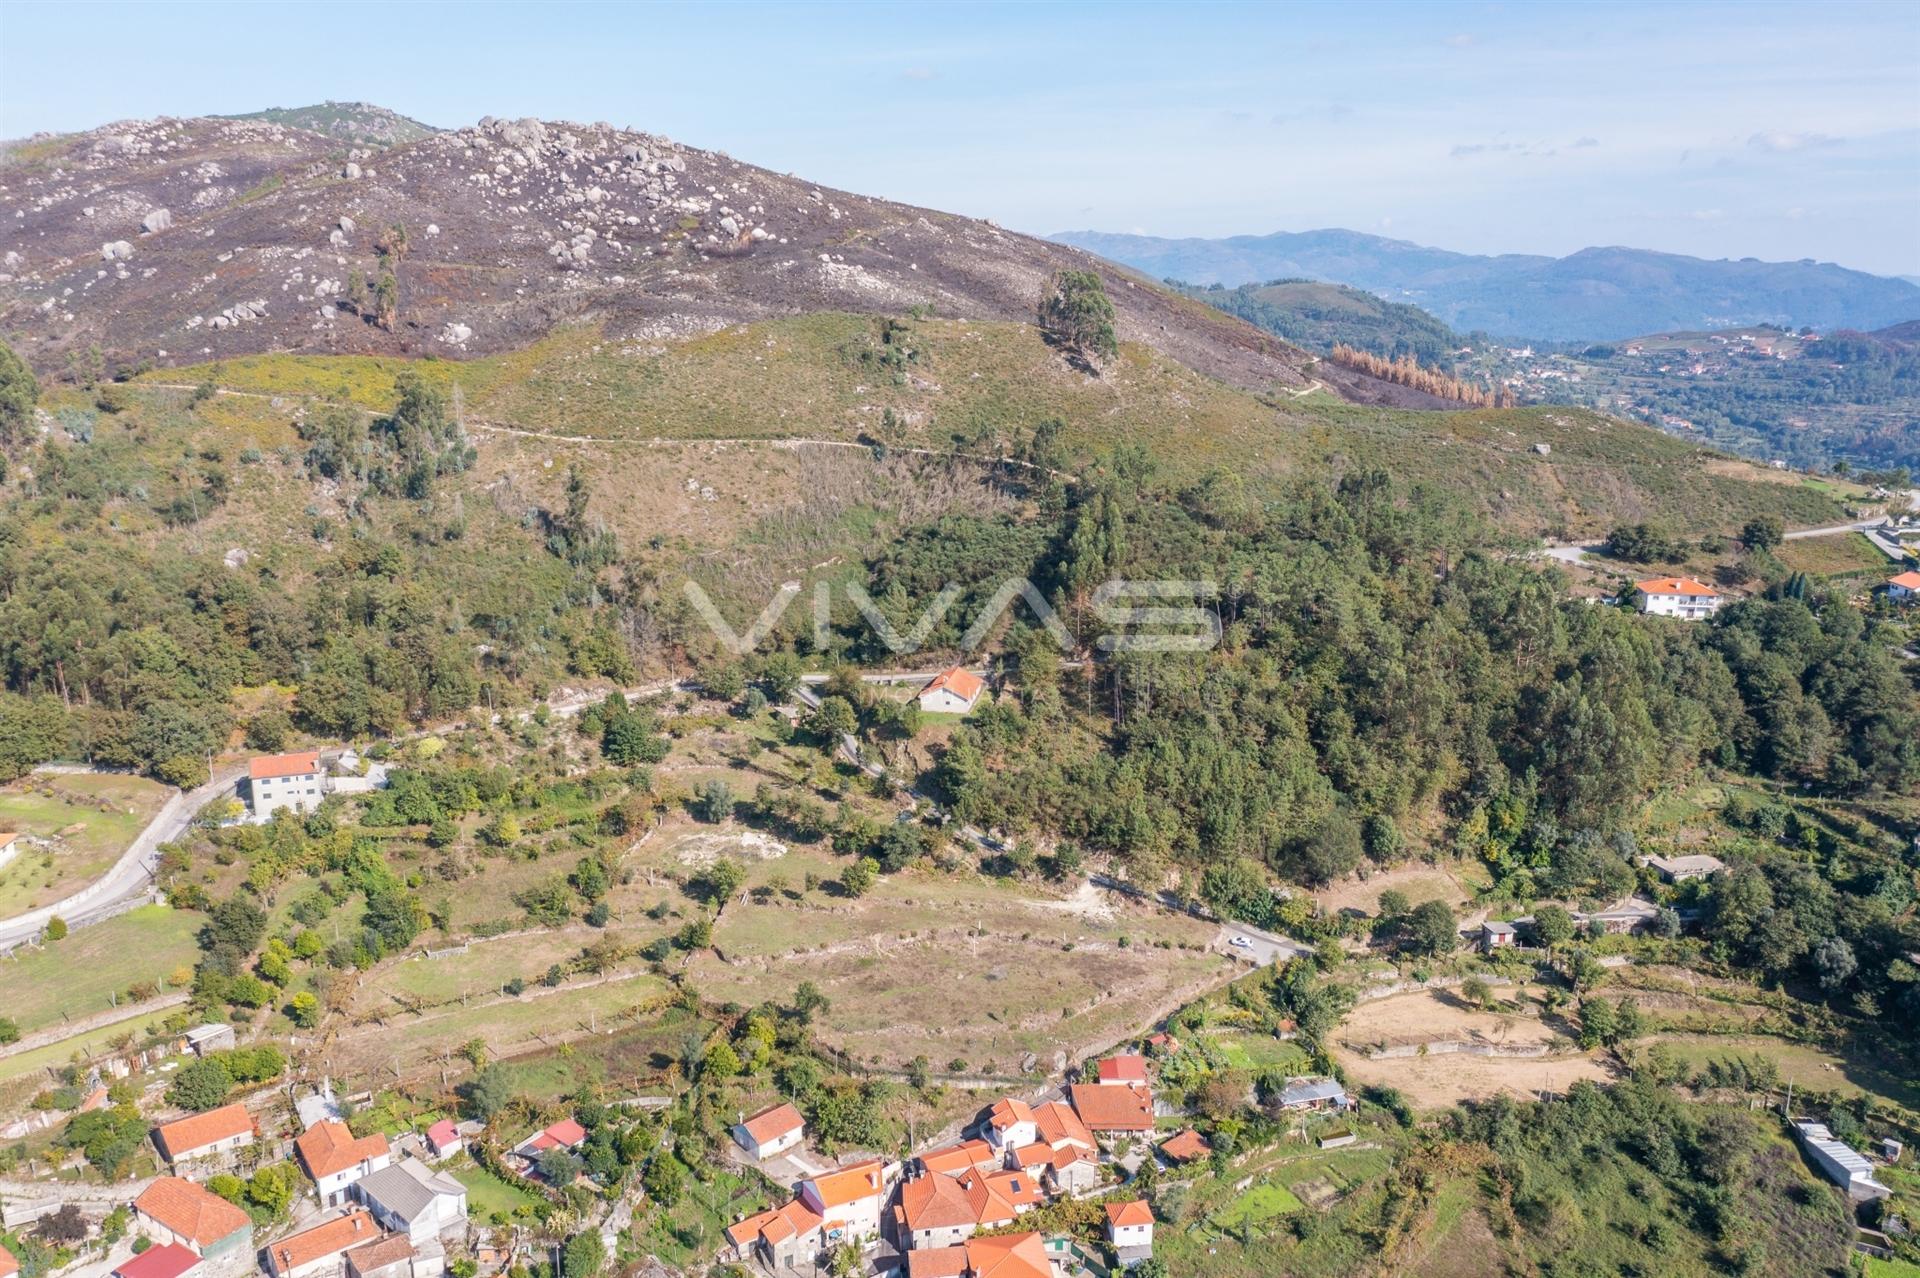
left=1215, top=923, right=1313, bottom=967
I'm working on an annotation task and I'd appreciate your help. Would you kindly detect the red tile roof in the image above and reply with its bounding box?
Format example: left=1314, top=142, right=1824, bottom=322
left=1106, top=1199, right=1154, bottom=1228
left=1097, top=1054, right=1149, bottom=1084
left=0, top=1247, right=19, bottom=1278
left=133, top=1179, right=251, bottom=1250
left=919, top=1139, right=996, bottom=1176
left=295, top=1120, right=389, bottom=1179
left=1068, top=1082, right=1154, bottom=1132
left=1159, top=1128, right=1211, bottom=1162
left=151, top=1104, right=254, bottom=1161
left=250, top=750, right=321, bottom=780
left=804, top=1158, right=886, bottom=1208
left=267, top=1212, right=377, bottom=1276
left=1033, top=1100, right=1094, bottom=1151
left=987, top=1096, right=1034, bottom=1132
left=425, top=1120, right=459, bottom=1151
left=344, top=1235, right=414, bottom=1275
left=921, top=667, right=985, bottom=703
left=1634, top=577, right=1718, bottom=598
left=898, top=1172, right=982, bottom=1231
left=905, top=1248, right=970, bottom=1278
left=964, top=1232, right=1050, bottom=1278
left=114, top=1243, right=200, bottom=1278
left=737, top=1101, right=804, bottom=1146
left=528, top=1117, right=587, bottom=1150
left=726, top=1199, right=821, bottom=1250
left=1890, top=571, right=1920, bottom=590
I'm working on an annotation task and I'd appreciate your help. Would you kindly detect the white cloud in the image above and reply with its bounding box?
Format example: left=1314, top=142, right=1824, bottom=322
left=1747, top=130, right=1843, bottom=153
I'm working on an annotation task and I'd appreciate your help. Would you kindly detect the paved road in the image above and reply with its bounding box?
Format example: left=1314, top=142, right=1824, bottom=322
left=1782, top=518, right=1889, bottom=541
left=0, top=764, right=247, bottom=950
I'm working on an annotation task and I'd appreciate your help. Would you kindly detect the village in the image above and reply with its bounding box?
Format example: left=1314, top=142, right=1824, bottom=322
left=2, top=627, right=1917, bottom=1278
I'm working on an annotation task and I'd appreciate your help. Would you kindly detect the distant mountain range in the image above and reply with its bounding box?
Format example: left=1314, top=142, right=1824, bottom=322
left=1051, top=228, right=1920, bottom=342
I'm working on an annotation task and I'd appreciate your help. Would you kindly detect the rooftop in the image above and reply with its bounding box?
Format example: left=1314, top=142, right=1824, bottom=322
left=114, top=1243, right=201, bottom=1278
left=295, top=1120, right=390, bottom=1179
left=1635, top=577, right=1718, bottom=599
left=250, top=750, right=321, bottom=780
left=134, top=1178, right=251, bottom=1249
left=152, top=1103, right=253, bottom=1159
left=737, top=1101, right=805, bottom=1146
left=355, top=1159, right=466, bottom=1221
left=1068, top=1082, right=1154, bottom=1132
left=268, top=1212, right=378, bottom=1275
left=804, top=1158, right=886, bottom=1208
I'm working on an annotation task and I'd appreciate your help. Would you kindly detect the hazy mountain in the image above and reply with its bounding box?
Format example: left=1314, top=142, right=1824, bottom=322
left=1051, top=228, right=1920, bottom=342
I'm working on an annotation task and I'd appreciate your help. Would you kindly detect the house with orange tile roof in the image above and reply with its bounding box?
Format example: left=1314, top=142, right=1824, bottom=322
left=972, top=1231, right=1053, bottom=1278
left=724, top=1199, right=824, bottom=1270
left=1097, top=1054, right=1149, bottom=1085
left=1158, top=1127, right=1211, bottom=1165
left=1068, top=1080, right=1154, bottom=1134
left=131, top=1178, right=253, bottom=1260
left=150, top=1102, right=256, bottom=1165
left=918, top=666, right=986, bottom=715
left=1031, top=1100, right=1095, bottom=1154
left=1106, top=1200, right=1155, bottom=1265
left=983, top=1097, right=1036, bottom=1149
left=1632, top=577, right=1721, bottom=620
left=918, top=1138, right=999, bottom=1177
left=0, top=1244, right=17, bottom=1278
left=1887, top=569, right=1920, bottom=602
left=264, top=1211, right=382, bottom=1278
left=798, top=1158, right=893, bottom=1248
left=295, top=1119, right=392, bottom=1206
left=0, top=833, right=18, bottom=873
left=731, top=1101, right=805, bottom=1160
left=248, top=751, right=327, bottom=819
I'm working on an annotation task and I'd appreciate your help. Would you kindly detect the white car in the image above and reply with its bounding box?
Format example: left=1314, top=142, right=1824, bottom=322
left=1230, top=936, right=1253, bottom=949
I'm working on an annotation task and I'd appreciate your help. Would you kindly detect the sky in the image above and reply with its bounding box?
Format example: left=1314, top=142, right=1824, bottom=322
left=3, top=0, right=1918, bottom=275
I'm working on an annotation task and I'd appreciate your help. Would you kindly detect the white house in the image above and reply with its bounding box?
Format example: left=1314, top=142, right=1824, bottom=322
left=1633, top=577, right=1722, bottom=621
left=798, top=1159, right=891, bottom=1248
left=1793, top=1120, right=1891, bottom=1201
left=249, top=750, right=327, bottom=818
left=1105, top=1200, right=1154, bottom=1267
left=731, top=1101, right=805, bottom=1160
left=984, top=1097, right=1037, bottom=1150
left=1886, top=570, right=1920, bottom=603
left=353, top=1159, right=469, bottom=1243
left=295, top=1120, right=393, bottom=1207
left=150, top=1103, right=255, bottom=1165
left=917, top=666, right=985, bottom=715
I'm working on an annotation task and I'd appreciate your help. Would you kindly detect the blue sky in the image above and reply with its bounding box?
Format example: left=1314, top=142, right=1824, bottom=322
left=3, top=0, right=1917, bottom=274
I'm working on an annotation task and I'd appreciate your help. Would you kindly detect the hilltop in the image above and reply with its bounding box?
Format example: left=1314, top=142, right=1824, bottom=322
left=222, top=101, right=440, bottom=146
left=1052, top=227, right=1920, bottom=341
left=0, top=110, right=1440, bottom=406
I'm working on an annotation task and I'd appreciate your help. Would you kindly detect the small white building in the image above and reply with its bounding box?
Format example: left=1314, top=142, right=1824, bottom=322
left=984, top=1097, right=1038, bottom=1150
left=1105, top=1200, right=1154, bottom=1267
left=1886, top=570, right=1920, bottom=603
left=1794, top=1120, right=1891, bottom=1201
left=1633, top=577, right=1722, bottom=621
left=798, top=1159, right=891, bottom=1249
left=731, top=1102, right=805, bottom=1160
left=295, top=1119, right=393, bottom=1207
left=918, top=666, right=985, bottom=715
left=249, top=750, right=327, bottom=818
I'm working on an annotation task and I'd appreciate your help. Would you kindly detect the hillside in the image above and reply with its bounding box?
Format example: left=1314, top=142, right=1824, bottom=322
left=1052, top=227, right=1920, bottom=341
left=1176, top=278, right=1466, bottom=367
left=0, top=111, right=1442, bottom=406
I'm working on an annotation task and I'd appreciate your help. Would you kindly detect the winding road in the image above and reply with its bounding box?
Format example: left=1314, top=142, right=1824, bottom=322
left=0, top=764, right=247, bottom=951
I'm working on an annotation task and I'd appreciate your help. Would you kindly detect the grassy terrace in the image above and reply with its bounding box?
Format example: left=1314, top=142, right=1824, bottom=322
left=0, top=773, right=172, bottom=916
left=0, top=905, right=201, bottom=1035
